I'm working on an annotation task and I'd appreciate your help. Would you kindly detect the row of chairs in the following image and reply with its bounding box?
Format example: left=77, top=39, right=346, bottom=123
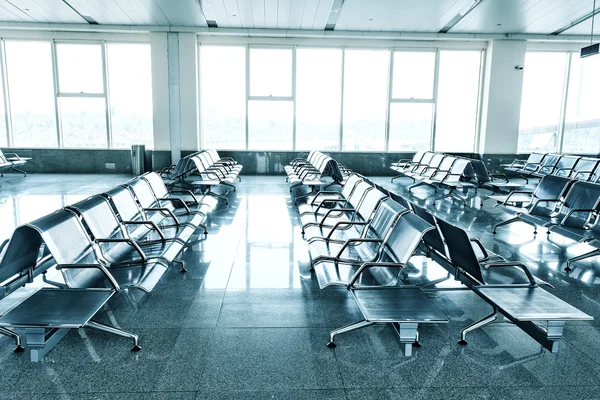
left=285, top=150, right=349, bottom=194
left=0, top=172, right=219, bottom=361
left=0, top=149, right=29, bottom=177
left=391, top=151, right=521, bottom=205
left=492, top=175, right=600, bottom=272
left=161, top=149, right=242, bottom=205
left=293, top=174, right=592, bottom=354
left=502, top=152, right=600, bottom=184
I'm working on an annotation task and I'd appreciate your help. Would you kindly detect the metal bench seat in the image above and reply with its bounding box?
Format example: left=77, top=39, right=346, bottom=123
left=503, top=152, right=546, bottom=174
left=328, top=287, right=448, bottom=356
left=143, top=171, right=218, bottom=215
left=0, top=222, right=140, bottom=361
left=390, top=152, right=435, bottom=182
left=312, top=207, right=429, bottom=288
left=493, top=175, right=575, bottom=234
left=0, top=150, right=29, bottom=177
left=431, top=217, right=592, bottom=353
left=570, top=157, right=600, bottom=182
left=296, top=174, right=362, bottom=210
left=404, top=153, right=445, bottom=182
left=199, top=151, right=243, bottom=177
left=301, top=186, right=385, bottom=238
left=126, top=178, right=209, bottom=235
left=470, top=159, right=523, bottom=193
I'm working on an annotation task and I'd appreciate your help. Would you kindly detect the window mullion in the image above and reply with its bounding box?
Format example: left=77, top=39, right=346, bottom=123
left=557, top=52, right=572, bottom=153
left=50, top=40, right=63, bottom=148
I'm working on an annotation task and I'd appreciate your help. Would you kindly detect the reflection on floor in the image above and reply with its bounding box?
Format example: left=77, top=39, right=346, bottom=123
left=1, top=173, right=600, bottom=399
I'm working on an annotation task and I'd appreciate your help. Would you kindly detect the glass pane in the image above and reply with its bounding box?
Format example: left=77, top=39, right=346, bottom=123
left=107, top=43, right=154, bottom=149
left=248, top=100, right=293, bottom=150
left=342, top=49, right=389, bottom=151
left=563, top=54, right=600, bottom=154
left=5, top=41, right=57, bottom=148
left=60, top=97, right=107, bottom=148
left=296, top=48, right=342, bottom=151
left=435, top=51, right=481, bottom=152
left=0, top=70, right=6, bottom=147
left=392, top=52, right=435, bottom=99
left=249, top=48, right=292, bottom=97
left=56, top=43, right=104, bottom=94
left=518, top=52, right=567, bottom=153
left=200, top=46, right=246, bottom=149
left=388, top=103, right=433, bottom=151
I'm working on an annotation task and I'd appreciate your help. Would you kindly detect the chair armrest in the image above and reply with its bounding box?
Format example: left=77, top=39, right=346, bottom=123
left=326, top=221, right=369, bottom=239
left=483, top=262, right=537, bottom=286
left=502, top=191, right=533, bottom=205
left=315, top=199, right=348, bottom=214
left=56, top=263, right=121, bottom=291
left=3, top=152, right=22, bottom=160
left=159, top=197, right=190, bottom=213
left=310, top=191, right=343, bottom=205
left=470, top=238, right=490, bottom=260
left=122, top=220, right=166, bottom=241
left=347, top=261, right=405, bottom=289
left=169, top=190, right=198, bottom=204
left=561, top=208, right=597, bottom=226
left=335, top=238, right=383, bottom=259
left=490, top=173, right=509, bottom=183
left=143, top=207, right=180, bottom=225
left=528, top=198, right=561, bottom=213
left=319, top=208, right=355, bottom=226
left=95, top=238, right=147, bottom=262
left=0, top=238, right=8, bottom=253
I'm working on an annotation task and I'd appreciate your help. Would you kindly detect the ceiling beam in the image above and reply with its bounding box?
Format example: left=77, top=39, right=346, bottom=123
left=197, top=0, right=218, bottom=28
left=439, top=0, right=485, bottom=34
left=325, top=0, right=345, bottom=31
left=61, top=0, right=97, bottom=24
left=552, top=7, right=600, bottom=35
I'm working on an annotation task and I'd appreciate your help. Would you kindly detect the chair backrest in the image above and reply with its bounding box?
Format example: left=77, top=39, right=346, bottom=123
left=411, top=151, right=425, bottom=163
left=443, top=158, right=472, bottom=183
left=382, top=212, right=433, bottom=264
left=554, top=182, right=600, bottom=227
left=413, top=152, right=435, bottom=170
left=27, top=210, right=98, bottom=266
left=526, top=152, right=546, bottom=165
left=553, top=155, right=581, bottom=177
left=426, top=154, right=445, bottom=170
left=127, top=178, right=160, bottom=210
left=68, top=196, right=123, bottom=240
left=573, top=158, right=600, bottom=181
left=536, top=153, right=562, bottom=174
left=191, top=156, right=207, bottom=174
left=436, top=218, right=484, bottom=284
left=142, top=172, right=169, bottom=199
left=103, top=186, right=144, bottom=222
left=470, top=159, right=491, bottom=184
left=341, top=174, right=362, bottom=199
left=530, top=175, right=574, bottom=215
left=411, top=204, right=445, bottom=255
left=366, top=199, right=406, bottom=239
left=436, top=156, right=456, bottom=173
left=355, top=188, right=387, bottom=221
left=323, top=159, right=343, bottom=182
left=0, top=226, right=43, bottom=289
left=347, top=181, right=374, bottom=209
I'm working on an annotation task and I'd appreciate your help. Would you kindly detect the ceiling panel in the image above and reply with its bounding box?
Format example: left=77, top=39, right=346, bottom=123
left=562, top=16, right=600, bottom=35
left=212, top=0, right=233, bottom=27
left=311, top=0, right=334, bottom=30
left=264, top=0, right=277, bottom=28
left=150, top=0, right=206, bottom=26
left=277, top=0, right=292, bottom=29
left=453, top=0, right=596, bottom=34
left=335, top=0, right=475, bottom=32
left=133, top=0, right=170, bottom=25
left=7, top=0, right=85, bottom=23
left=288, top=0, right=304, bottom=29
left=65, top=0, right=133, bottom=24
left=250, top=0, right=265, bottom=28
left=0, top=3, right=34, bottom=22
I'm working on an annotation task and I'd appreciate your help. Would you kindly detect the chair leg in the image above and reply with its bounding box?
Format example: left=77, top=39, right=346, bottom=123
left=86, top=320, right=141, bottom=351
left=459, top=307, right=498, bottom=345
left=173, top=258, right=187, bottom=273
left=327, top=320, right=374, bottom=348
left=391, top=174, right=403, bottom=183
left=565, top=248, right=600, bottom=272
left=492, top=216, right=535, bottom=235
left=9, top=166, right=27, bottom=177
left=0, top=326, right=25, bottom=352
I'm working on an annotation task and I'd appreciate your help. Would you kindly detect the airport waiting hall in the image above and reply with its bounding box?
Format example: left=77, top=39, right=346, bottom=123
left=2, top=1, right=600, bottom=399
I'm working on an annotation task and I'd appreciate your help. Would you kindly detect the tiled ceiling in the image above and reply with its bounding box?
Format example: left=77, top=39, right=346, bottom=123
left=0, top=0, right=598, bottom=36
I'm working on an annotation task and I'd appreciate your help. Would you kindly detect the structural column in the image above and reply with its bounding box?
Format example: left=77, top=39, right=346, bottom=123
left=478, top=39, right=527, bottom=155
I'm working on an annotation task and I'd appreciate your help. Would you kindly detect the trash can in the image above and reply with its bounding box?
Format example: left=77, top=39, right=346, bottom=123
left=131, top=144, right=145, bottom=176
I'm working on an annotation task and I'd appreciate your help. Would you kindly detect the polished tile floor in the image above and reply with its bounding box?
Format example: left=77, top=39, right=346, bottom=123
left=1, top=173, right=600, bottom=399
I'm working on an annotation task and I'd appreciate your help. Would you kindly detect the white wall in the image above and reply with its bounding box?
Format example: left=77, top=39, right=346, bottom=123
left=478, top=40, right=527, bottom=154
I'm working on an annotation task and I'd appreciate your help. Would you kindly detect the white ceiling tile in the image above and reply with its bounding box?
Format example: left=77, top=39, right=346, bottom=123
left=264, top=0, right=277, bottom=28
left=213, top=0, right=233, bottom=27
left=288, top=0, right=304, bottom=29
left=277, top=0, right=291, bottom=29
left=250, top=0, right=265, bottom=28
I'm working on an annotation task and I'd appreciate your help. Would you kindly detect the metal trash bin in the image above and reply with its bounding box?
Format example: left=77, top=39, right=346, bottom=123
left=131, top=144, right=146, bottom=176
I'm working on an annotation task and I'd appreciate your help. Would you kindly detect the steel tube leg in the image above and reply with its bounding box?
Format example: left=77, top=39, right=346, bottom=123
left=565, top=248, right=600, bottom=272
left=327, top=320, right=374, bottom=348
left=493, top=216, right=533, bottom=234
left=459, top=307, right=498, bottom=345
left=86, top=320, right=141, bottom=351
left=0, top=326, right=24, bottom=352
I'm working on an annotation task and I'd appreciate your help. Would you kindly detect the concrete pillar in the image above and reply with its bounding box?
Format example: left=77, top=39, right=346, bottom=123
left=150, top=32, right=170, bottom=152
left=178, top=33, right=200, bottom=152
left=478, top=40, right=527, bottom=154
left=167, top=32, right=182, bottom=164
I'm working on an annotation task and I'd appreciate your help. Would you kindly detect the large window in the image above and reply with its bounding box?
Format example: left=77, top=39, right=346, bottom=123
left=5, top=41, right=57, bottom=148
left=248, top=48, right=293, bottom=150
left=388, top=51, right=436, bottom=151
left=518, top=52, right=568, bottom=153
left=107, top=43, right=153, bottom=149
left=435, top=51, right=481, bottom=152
left=200, top=46, right=246, bottom=150
left=0, top=70, right=6, bottom=147
left=295, top=48, right=342, bottom=151
left=563, top=54, right=600, bottom=154
left=198, top=45, right=484, bottom=152
left=342, top=49, right=389, bottom=151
